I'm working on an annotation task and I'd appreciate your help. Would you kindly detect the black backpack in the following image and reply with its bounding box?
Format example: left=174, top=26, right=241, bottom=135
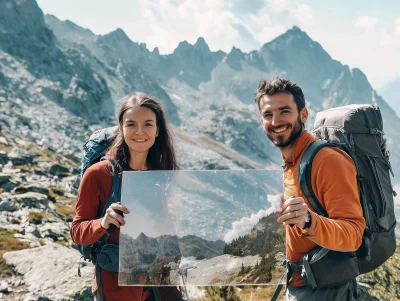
left=296, top=104, right=397, bottom=289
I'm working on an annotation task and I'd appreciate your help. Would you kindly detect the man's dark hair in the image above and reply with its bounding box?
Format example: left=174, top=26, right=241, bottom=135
left=254, top=78, right=305, bottom=112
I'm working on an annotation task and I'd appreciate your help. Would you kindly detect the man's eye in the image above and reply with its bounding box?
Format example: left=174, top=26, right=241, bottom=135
left=282, top=110, right=290, bottom=114
left=264, top=114, right=272, bottom=118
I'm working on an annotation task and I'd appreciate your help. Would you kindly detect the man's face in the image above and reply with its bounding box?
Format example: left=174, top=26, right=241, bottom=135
left=259, top=92, right=308, bottom=148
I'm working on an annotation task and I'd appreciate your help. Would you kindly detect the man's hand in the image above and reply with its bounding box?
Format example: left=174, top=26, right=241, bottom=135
left=101, top=203, right=130, bottom=229
left=277, top=196, right=309, bottom=229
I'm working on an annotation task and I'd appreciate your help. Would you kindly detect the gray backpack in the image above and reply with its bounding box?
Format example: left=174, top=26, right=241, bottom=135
left=295, top=104, right=397, bottom=289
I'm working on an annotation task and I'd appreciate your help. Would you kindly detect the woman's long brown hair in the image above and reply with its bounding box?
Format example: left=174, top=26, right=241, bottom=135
left=106, top=93, right=179, bottom=173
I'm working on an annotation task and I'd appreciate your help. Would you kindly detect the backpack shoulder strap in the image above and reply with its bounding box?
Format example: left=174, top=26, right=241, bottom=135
left=299, top=140, right=332, bottom=217
left=99, top=157, right=121, bottom=219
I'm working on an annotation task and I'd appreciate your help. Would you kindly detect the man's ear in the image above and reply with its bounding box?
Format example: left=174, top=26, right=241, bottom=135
left=300, top=107, right=308, bottom=124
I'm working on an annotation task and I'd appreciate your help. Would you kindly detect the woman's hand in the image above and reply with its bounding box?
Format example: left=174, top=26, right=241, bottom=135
left=101, top=203, right=130, bottom=230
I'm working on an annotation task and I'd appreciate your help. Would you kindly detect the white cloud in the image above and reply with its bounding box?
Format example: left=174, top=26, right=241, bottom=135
left=355, top=15, right=378, bottom=32
left=121, top=0, right=316, bottom=54
left=122, top=0, right=244, bottom=53
left=223, top=194, right=282, bottom=243
left=267, top=0, right=292, bottom=13
left=295, top=4, right=315, bottom=26
left=266, top=0, right=315, bottom=26
left=396, top=17, right=400, bottom=36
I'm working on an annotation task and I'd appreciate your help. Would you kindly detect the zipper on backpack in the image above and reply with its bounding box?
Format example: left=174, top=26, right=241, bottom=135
left=367, top=156, right=387, bottom=218
left=358, top=177, right=372, bottom=231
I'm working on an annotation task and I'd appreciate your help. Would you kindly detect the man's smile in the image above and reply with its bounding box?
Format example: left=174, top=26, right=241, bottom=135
left=270, top=125, right=290, bottom=134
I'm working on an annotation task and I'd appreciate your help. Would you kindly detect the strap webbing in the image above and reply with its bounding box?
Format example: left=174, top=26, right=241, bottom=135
left=100, top=157, right=121, bottom=218
left=153, top=287, right=162, bottom=301
left=96, top=264, right=103, bottom=301
left=270, top=273, right=285, bottom=301
left=299, top=140, right=331, bottom=217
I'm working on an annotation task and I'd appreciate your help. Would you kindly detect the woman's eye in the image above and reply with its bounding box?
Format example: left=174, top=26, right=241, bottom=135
left=146, top=123, right=153, bottom=127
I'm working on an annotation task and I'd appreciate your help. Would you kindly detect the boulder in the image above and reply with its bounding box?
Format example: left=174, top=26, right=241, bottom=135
left=13, top=233, right=41, bottom=248
left=0, top=172, right=11, bottom=185
left=0, top=151, right=8, bottom=165
left=0, top=200, right=18, bottom=212
left=8, top=147, right=39, bottom=166
left=38, top=222, right=69, bottom=240
left=12, top=192, right=48, bottom=208
left=3, top=244, right=92, bottom=300
left=14, top=184, right=49, bottom=195
left=49, top=164, right=70, bottom=176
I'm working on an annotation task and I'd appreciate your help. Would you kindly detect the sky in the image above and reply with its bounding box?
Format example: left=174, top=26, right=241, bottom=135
left=36, top=0, right=400, bottom=91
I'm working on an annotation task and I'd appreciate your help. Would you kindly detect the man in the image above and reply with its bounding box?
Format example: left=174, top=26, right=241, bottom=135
left=254, top=78, right=366, bottom=300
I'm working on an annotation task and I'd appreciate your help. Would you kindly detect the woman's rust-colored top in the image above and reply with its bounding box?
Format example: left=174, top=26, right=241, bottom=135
left=283, top=131, right=366, bottom=287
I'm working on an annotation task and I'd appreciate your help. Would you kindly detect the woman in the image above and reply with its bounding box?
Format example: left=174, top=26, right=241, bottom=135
left=71, top=93, right=182, bottom=301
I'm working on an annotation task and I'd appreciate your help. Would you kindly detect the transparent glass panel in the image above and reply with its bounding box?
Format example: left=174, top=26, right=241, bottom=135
left=119, top=170, right=285, bottom=286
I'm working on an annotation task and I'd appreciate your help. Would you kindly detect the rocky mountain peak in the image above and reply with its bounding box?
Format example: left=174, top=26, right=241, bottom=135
left=44, top=14, right=96, bottom=42
left=226, top=46, right=245, bottom=70
left=0, top=0, right=54, bottom=46
left=261, top=25, right=317, bottom=52
left=102, top=27, right=132, bottom=45
left=152, top=46, right=160, bottom=56
left=173, top=37, right=211, bottom=56
left=173, top=40, right=192, bottom=55
left=194, top=36, right=210, bottom=53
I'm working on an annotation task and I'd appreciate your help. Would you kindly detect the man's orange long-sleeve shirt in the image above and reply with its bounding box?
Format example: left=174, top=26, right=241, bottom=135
left=283, top=131, right=366, bottom=287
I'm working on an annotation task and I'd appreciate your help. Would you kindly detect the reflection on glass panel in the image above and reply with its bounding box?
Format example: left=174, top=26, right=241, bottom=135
left=119, top=170, right=285, bottom=287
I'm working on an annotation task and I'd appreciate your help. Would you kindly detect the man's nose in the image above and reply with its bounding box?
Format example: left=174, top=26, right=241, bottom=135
left=271, top=114, right=281, bottom=126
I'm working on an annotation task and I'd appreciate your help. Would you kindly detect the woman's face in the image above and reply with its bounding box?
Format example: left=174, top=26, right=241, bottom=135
left=121, top=105, right=158, bottom=156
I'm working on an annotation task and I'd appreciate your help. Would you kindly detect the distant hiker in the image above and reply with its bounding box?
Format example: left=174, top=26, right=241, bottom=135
left=255, top=78, right=366, bottom=300
left=70, top=93, right=182, bottom=301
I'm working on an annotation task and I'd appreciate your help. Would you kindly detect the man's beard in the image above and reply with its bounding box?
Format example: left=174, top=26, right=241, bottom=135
left=266, top=116, right=303, bottom=148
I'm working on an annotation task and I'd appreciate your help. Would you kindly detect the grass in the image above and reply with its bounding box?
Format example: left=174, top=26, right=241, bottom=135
left=48, top=187, right=65, bottom=202
left=0, top=228, right=31, bottom=277
left=55, top=203, right=75, bottom=222
left=0, top=144, right=12, bottom=152
left=28, top=212, right=43, bottom=224
left=14, top=165, right=32, bottom=173
left=357, top=240, right=400, bottom=300
left=50, top=187, right=65, bottom=196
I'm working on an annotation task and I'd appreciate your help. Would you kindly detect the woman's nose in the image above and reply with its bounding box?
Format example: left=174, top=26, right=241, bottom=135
left=135, top=126, right=144, bottom=134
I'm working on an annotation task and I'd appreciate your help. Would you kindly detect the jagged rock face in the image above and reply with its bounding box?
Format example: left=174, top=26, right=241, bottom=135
left=0, top=0, right=113, bottom=124
left=97, top=28, right=149, bottom=66
left=226, top=47, right=245, bottom=71
left=168, top=38, right=225, bottom=88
